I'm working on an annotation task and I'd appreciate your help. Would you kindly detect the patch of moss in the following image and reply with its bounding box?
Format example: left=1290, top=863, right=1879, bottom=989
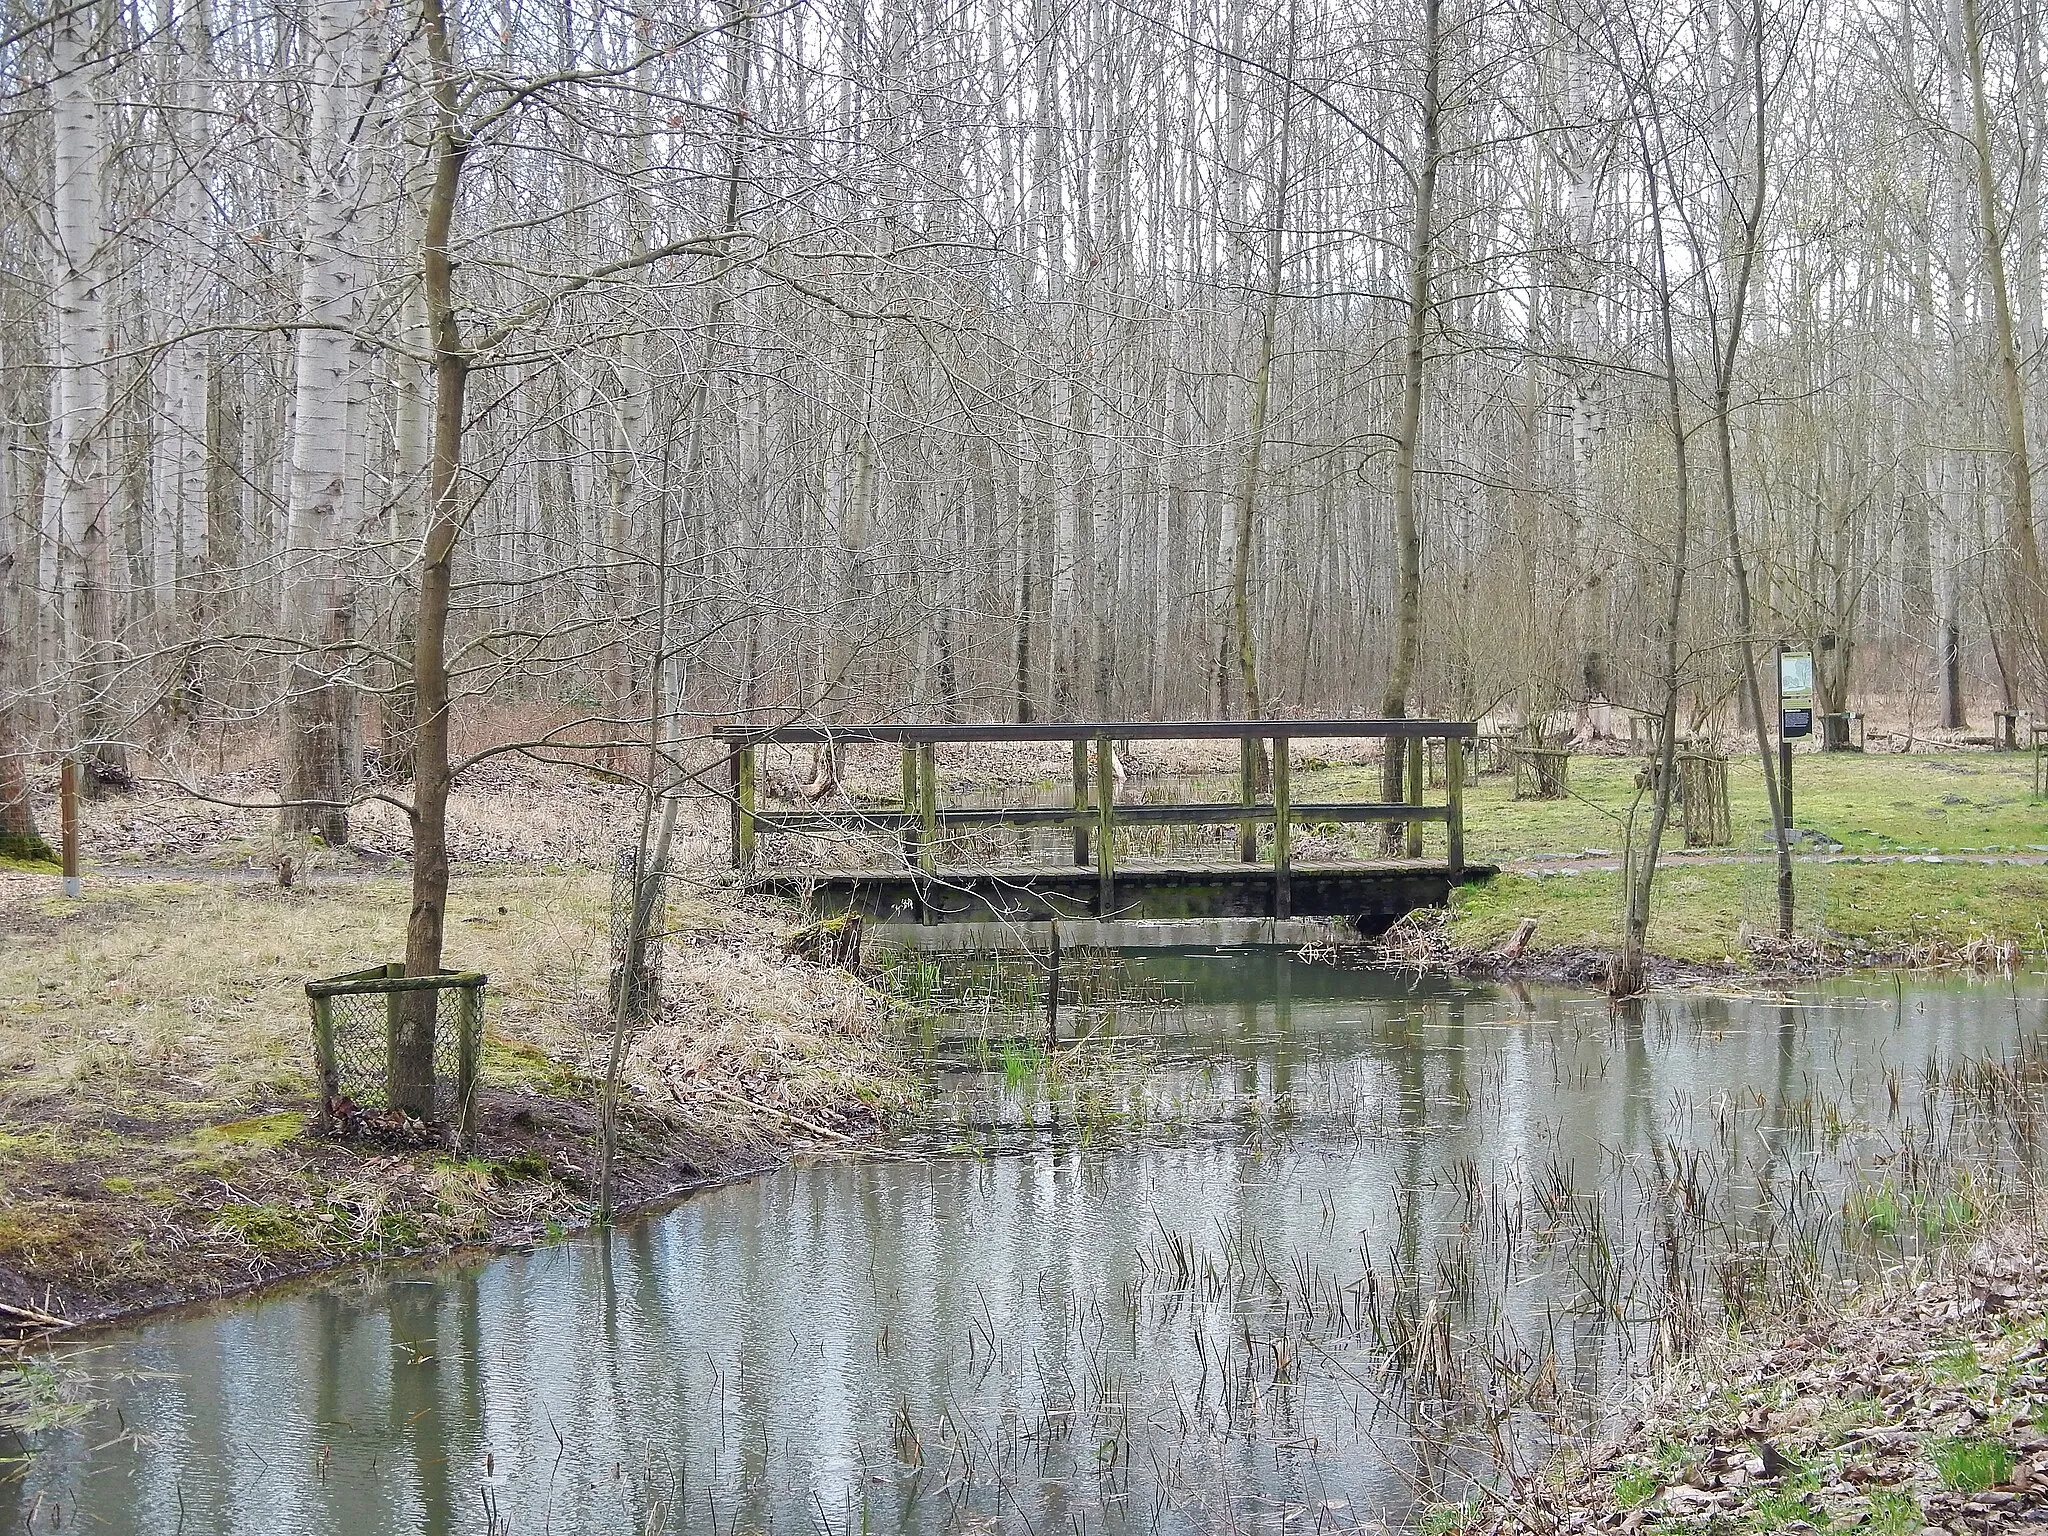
left=196, top=1111, right=306, bottom=1149
left=0, top=1200, right=90, bottom=1260
left=213, top=1201, right=320, bottom=1254
left=483, top=1035, right=587, bottom=1096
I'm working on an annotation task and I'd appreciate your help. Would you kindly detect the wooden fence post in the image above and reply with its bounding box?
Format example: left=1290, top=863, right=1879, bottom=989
left=735, top=743, right=757, bottom=876
left=1072, top=738, right=1091, bottom=867
left=1405, top=736, right=1426, bottom=859
left=311, top=995, right=338, bottom=1129
left=1095, top=732, right=1115, bottom=915
left=900, top=744, right=919, bottom=869
left=1271, top=734, right=1291, bottom=919
left=1446, top=733, right=1465, bottom=875
left=917, top=743, right=938, bottom=874
left=60, top=757, right=80, bottom=898
left=455, top=982, right=481, bottom=1151
left=1238, top=736, right=1257, bottom=862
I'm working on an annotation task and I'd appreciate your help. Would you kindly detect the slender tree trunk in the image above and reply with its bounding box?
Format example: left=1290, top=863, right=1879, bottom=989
left=1380, top=0, right=1441, bottom=834
left=280, top=0, right=367, bottom=847
left=0, top=702, right=51, bottom=862
left=1616, top=121, right=1693, bottom=1000
left=1701, top=0, right=1794, bottom=937
left=1960, top=0, right=2048, bottom=702
left=50, top=5, right=128, bottom=793
left=393, top=0, right=471, bottom=1118
left=1229, top=0, right=1293, bottom=788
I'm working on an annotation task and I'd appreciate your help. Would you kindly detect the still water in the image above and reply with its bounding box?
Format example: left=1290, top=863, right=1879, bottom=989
left=7, top=958, right=2046, bottom=1535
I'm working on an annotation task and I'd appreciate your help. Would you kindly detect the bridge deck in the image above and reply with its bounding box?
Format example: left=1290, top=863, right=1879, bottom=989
left=751, top=859, right=1495, bottom=927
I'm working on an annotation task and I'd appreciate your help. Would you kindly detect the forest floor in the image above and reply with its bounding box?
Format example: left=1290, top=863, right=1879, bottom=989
left=1491, top=1223, right=2048, bottom=1536
left=0, top=847, right=912, bottom=1336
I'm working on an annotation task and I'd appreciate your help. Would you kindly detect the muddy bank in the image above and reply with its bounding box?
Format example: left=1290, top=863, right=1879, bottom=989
left=1371, top=905, right=2027, bottom=990
left=1493, top=1228, right=2048, bottom=1536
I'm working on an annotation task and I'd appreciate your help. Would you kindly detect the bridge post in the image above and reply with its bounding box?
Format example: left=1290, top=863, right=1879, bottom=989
left=1094, top=731, right=1115, bottom=915
left=1238, top=737, right=1257, bottom=862
left=1071, top=738, right=1090, bottom=867
left=1446, top=732, right=1465, bottom=874
left=1272, top=734, right=1291, bottom=918
left=735, top=743, right=757, bottom=876
left=900, top=744, right=919, bottom=869
left=1405, top=736, right=1426, bottom=859
left=918, top=741, right=939, bottom=925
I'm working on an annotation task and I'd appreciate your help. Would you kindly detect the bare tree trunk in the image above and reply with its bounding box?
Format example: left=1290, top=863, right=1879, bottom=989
left=50, top=5, right=129, bottom=793
left=1379, top=0, right=1440, bottom=834
left=1960, top=0, right=2048, bottom=703
left=1698, top=0, right=1794, bottom=937
left=393, top=0, right=471, bottom=1118
left=1616, top=116, right=1693, bottom=1000
left=280, top=0, right=368, bottom=847
left=0, top=702, right=51, bottom=862
left=1228, top=0, right=1294, bottom=788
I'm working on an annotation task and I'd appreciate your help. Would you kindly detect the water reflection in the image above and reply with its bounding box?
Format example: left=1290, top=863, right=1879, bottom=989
left=6, top=963, right=2044, bottom=1535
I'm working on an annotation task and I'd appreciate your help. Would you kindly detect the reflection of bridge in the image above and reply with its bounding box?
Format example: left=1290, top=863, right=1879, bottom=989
left=716, top=719, right=1495, bottom=931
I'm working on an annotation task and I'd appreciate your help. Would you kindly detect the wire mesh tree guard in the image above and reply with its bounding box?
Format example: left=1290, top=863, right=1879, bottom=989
left=307, top=964, right=486, bottom=1149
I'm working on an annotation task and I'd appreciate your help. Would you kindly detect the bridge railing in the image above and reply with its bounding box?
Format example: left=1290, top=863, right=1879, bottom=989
left=714, top=720, right=1476, bottom=920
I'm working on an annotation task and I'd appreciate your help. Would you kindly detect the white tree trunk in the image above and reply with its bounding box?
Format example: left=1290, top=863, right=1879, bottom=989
left=50, top=5, right=127, bottom=788
left=279, top=0, right=368, bottom=844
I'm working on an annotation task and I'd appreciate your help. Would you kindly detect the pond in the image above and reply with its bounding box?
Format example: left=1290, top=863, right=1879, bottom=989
left=6, top=957, right=2046, bottom=1535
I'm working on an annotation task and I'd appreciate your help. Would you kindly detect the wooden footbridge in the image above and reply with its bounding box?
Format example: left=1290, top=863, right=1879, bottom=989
left=718, top=720, right=1493, bottom=936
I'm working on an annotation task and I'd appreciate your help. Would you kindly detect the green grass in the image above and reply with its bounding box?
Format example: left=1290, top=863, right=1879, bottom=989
left=1306, top=748, right=2046, bottom=865
left=1416, top=1500, right=1481, bottom=1536
left=1612, top=1469, right=1662, bottom=1509
left=1928, top=1435, right=2013, bottom=1492
left=1860, top=1487, right=1922, bottom=1536
left=1445, top=860, right=2048, bottom=964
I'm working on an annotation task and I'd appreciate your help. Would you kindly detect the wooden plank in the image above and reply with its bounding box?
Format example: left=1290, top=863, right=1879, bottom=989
left=1238, top=737, right=1257, bottom=863
left=727, top=749, right=743, bottom=869
left=900, top=744, right=919, bottom=870
left=1272, top=735, right=1291, bottom=919
left=1095, top=732, right=1114, bottom=915
left=753, top=802, right=1446, bottom=836
left=1072, top=738, right=1090, bottom=867
left=1405, top=737, right=1426, bottom=859
left=736, top=744, right=757, bottom=875
left=715, top=718, right=1480, bottom=746
left=918, top=742, right=938, bottom=927
left=1446, top=736, right=1465, bottom=874
left=918, top=743, right=938, bottom=877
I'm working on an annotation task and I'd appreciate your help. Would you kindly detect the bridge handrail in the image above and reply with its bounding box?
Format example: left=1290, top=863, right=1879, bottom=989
left=714, top=718, right=1475, bottom=746
left=724, top=718, right=1473, bottom=920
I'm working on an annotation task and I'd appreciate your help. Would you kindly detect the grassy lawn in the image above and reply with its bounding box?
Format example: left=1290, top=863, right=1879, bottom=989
left=1299, top=748, right=2047, bottom=866
left=1444, top=860, right=2048, bottom=964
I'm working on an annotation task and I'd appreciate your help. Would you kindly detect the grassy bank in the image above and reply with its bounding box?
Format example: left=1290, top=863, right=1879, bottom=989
left=1444, top=860, right=2048, bottom=968
left=0, top=869, right=907, bottom=1332
left=1400, top=749, right=2048, bottom=969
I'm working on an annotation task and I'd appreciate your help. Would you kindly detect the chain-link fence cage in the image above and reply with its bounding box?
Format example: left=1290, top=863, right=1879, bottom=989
left=609, top=845, right=666, bottom=1023
left=307, top=965, right=486, bottom=1149
left=1737, top=838, right=1832, bottom=943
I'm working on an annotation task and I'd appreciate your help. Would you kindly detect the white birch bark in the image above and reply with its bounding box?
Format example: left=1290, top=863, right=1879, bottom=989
left=50, top=4, right=128, bottom=786
left=279, top=0, right=369, bottom=843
